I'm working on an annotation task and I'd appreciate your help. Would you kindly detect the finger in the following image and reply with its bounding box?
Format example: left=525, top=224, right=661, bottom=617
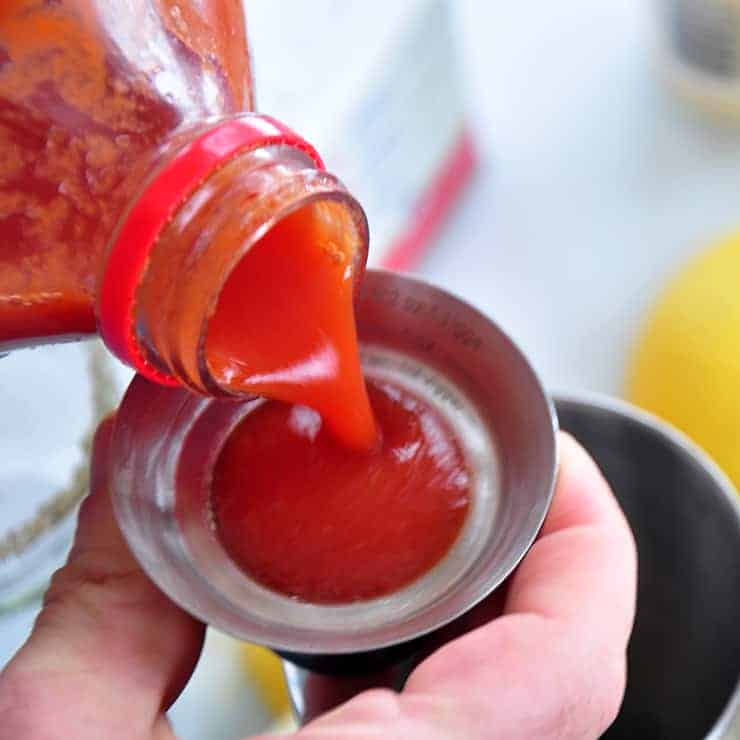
left=0, top=417, right=205, bottom=740
left=280, top=432, right=636, bottom=740
left=503, top=432, right=636, bottom=642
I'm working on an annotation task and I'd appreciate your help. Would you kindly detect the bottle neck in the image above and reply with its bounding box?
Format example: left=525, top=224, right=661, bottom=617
left=129, top=144, right=369, bottom=395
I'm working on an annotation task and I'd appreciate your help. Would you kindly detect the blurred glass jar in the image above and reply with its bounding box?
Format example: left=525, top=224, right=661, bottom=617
left=0, top=342, right=124, bottom=617
left=657, top=0, right=740, bottom=121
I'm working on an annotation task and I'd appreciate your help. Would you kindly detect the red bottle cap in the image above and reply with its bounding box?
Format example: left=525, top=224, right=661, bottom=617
left=98, top=115, right=324, bottom=387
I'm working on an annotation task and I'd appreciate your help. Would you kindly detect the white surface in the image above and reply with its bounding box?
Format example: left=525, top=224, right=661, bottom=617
left=5, top=1, right=740, bottom=738
left=415, top=0, right=740, bottom=398
left=249, top=0, right=467, bottom=264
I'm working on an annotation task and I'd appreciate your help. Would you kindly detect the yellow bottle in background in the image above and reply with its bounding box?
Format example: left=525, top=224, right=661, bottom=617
left=240, top=643, right=292, bottom=720
left=628, top=230, right=740, bottom=490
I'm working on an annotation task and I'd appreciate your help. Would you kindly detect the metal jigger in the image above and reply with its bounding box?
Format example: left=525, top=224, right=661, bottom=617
left=108, top=270, right=558, bottom=725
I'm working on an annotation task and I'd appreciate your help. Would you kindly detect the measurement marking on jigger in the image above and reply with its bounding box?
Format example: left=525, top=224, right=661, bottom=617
left=386, top=293, right=483, bottom=352
left=370, top=285, right=400, bottom=306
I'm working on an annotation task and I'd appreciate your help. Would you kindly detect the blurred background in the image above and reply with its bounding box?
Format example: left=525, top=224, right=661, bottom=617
left=4, top=0, right=740, bottom=736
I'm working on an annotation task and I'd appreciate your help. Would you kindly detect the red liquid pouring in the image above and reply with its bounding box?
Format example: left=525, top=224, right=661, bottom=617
left=205, top=205, right=376, bottom=451
left=211, top=378, right=472, bottom=604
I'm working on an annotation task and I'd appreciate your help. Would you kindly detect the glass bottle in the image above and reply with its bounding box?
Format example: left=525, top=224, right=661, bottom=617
left=0, top=1, right=368, bottom=391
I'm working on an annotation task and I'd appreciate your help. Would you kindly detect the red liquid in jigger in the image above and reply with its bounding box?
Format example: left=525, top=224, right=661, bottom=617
left=211, top=379, right=472, bottom=604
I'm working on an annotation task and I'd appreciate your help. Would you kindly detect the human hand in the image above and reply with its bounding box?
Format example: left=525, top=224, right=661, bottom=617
left=0, top=421, right=636, bottom=740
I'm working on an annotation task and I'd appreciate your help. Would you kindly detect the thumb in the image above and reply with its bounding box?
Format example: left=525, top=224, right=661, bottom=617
left=0, top=417, right=204, bottom=740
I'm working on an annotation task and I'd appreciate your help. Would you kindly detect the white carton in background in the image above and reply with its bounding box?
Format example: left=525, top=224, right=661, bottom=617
left=247, top=0, right=476, bottom=268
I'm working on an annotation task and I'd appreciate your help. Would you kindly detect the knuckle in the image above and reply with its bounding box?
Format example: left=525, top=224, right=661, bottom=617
left=352, top=688, right=403, bottom=719
left=39, top=553, right=148, bottom=629
left=568, top=652, right=627, bottom=739
left=537, top=641, right=628, bottom=739
left=592, top=653, right=628, bottom=734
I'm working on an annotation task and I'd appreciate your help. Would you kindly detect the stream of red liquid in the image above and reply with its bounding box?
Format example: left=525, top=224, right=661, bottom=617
left=205, top=205, right=377, bottom=452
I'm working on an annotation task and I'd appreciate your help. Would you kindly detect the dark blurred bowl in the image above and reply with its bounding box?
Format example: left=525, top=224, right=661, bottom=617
left=556, top=394, right=740, bottom=739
